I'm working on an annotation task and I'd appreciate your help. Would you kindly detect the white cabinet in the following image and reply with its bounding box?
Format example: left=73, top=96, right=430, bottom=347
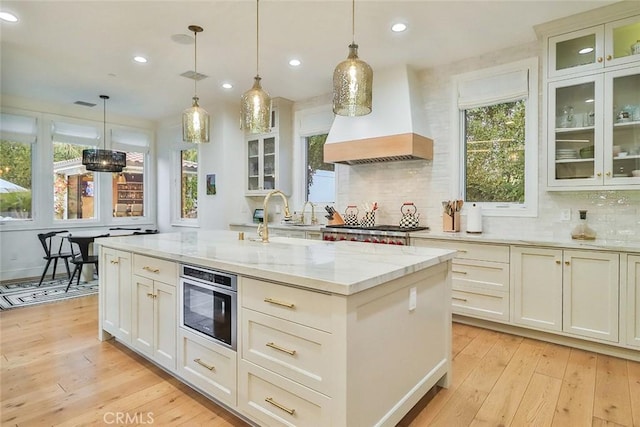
left=411, top=239, right=510, bottom=322
left=131, top=255, right=178, bottom=371
left=548, top=15, right=640, bottom=79
left=511, top=247, right=619, bottom=342
left=100, top=247, right=132, bottom=344
left=245, top=98, right=293, bottom=196
left=626, top=255, right=640, bottom=347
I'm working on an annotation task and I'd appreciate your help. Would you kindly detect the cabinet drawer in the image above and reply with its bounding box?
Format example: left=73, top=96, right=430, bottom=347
left=241, top=278, right=333, bottom=333
left=413, top=239, right=509, bottom=263
left=452, top=289, right=509, bottom=322
left=133, top=254, right=177, bottom=284
left=452, top=259, right=509, bottom=293
left=239, top=360, right=331, bottom=427
left=242, top=309, right=332, bottom=395
left=177, top=328, right=237, bottom=407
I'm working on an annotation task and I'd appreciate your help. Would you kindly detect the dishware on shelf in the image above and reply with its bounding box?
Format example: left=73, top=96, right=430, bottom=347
left=579, top=146, right=594, bottom=159
left=632, top=170, right=640, bottom=177
left=617, top=152, right=628, bottom=158
left=612, top=145, right=621, bottom=156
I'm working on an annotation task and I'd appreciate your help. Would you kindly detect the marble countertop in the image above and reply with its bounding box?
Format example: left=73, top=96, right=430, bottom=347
left=410, top=229, right=640, bottom=253
left=229, top=222, right=323, bottom=232
left=97, top=230, right=455, bottom=295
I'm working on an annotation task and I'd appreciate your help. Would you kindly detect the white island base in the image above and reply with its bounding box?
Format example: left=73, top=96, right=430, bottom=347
left=97, top=232, right=453, bottom=427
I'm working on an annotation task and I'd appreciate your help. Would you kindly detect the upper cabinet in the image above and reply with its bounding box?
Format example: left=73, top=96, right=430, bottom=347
left=548, top=15, right=640, bottom=79
left=545, top=13, right=640, bottom=190
left=245, top=98, right=293, bottom=196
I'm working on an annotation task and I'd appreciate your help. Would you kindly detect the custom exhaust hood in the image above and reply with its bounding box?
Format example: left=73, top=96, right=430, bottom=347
left=324, top=65, right=433, bottom=165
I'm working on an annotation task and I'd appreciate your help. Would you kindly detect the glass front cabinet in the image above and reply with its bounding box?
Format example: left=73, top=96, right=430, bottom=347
left=244, top=98, right=293, bottom=196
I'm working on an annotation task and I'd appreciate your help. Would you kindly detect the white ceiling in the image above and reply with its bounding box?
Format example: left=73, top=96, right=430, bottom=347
left=0, top=0, right=617, bottom=123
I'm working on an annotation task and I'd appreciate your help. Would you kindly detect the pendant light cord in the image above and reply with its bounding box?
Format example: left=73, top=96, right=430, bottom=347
left=256, top=0, right=260, bottom=77
left=102, top=96, right=107, bottom=150
left=352, top=0, right=355, bottom=44
left=193, top=29, right=198, bottom=97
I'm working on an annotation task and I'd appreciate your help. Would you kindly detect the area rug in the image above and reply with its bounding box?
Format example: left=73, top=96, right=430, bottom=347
left=0, top=277, right=98, bottom=310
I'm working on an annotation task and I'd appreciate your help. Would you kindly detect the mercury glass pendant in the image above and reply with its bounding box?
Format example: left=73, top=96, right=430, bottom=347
left=241, top=0, right=272, bottom=134
left=82, top=95, right=126, bottom=173
left=332, top=0, right=373, bottom=116
left=182, top=25, right=210, bottom=143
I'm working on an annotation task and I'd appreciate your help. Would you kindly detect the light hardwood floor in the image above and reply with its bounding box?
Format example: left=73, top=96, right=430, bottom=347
left=1, top=295, right=638, bottom=426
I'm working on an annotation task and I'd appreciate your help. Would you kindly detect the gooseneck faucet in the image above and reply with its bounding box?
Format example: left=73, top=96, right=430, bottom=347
left=258, top=189, right=292, bottom=243
left=300, top=201, right=317, bottom=225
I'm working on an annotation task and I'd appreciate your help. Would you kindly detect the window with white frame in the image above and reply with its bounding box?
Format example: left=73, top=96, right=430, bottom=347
left=110, top=128, right=150, bottom=218
left=180, top=148, right=198, bottom=220
left=305, top=133, right=334, bottom=203
left=51, top=120, right=100, bottom=221
left=0, top=113, right=37, bottom=221
left=453, top=57, right=538, bottom=216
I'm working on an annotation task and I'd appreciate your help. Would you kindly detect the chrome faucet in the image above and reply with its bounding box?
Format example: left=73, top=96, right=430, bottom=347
left=300, top=201, right=317, bottom=225
left=258, top=189, right=292, bottom=243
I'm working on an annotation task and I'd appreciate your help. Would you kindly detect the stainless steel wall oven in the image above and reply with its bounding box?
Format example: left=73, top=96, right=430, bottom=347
left=179, top=264, right=237, bottom=350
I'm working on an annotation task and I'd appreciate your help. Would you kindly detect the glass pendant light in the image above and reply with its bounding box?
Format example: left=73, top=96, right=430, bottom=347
left=82, top=95, right=126, bottom=172
left=332, top=0, right=373, bottom=116
left=240, top=0, right=272, bottom=134
left=182, top=25, right=210, bottom=143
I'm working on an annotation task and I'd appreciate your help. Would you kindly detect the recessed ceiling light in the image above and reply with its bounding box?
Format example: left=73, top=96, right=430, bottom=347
left=133, top=56, right=148, bottom=63
left=0, top=11, right=18, bottom=22
left=222, top=83, right=233, bottom=89
left=391, top=22, right=407, bottom=33
left=578, top=47, right=594, bottom=54
left=289, top=59, right=301, bottom=67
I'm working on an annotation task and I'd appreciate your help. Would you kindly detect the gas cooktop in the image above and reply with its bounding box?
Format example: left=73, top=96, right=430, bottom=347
left=322, top=224, right=429, bottom=232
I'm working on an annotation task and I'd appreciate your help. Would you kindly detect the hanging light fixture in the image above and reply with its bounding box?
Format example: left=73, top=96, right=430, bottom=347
left=182, top=25, right=210, bottom=143
left=82, top=95, right=126, bottom=173
left=240, top=0, right=271, bottom=134
left=332, top=0, right=373, bottom=116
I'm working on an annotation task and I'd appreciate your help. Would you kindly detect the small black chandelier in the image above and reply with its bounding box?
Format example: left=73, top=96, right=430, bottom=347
left=82, top=95, right=126, bottom=172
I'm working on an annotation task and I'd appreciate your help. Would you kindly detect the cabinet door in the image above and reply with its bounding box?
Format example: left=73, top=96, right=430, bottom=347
left=548, top=25, right=604, bottom=78
left=132, top=275, right=155, bottom=357
left=563, top=250, right=619, bottom=342
left=102, top=248, right=132, bottom=343
left=627, top=255, right=640, bottom=347
left=605, top=66, right=640, bottom=185
left=511, top=247, right=563, bottom=332
left=247, top=138, right=261, bottom=193
left=605, top=15, right=640, bottom=69
left=154, top=281, right=176, bottom=371
left=547, top=74, right=604, bottom=187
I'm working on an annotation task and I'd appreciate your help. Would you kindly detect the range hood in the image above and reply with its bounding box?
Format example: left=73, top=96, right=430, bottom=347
left=324, top=65, right=433, bottom=165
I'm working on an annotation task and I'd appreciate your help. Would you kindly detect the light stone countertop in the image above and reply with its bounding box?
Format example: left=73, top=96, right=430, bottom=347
left=97, top=230, right=455, bottom=296
left=228, top=222, right=323, bottom=232
left=409, top=229, right=640, bottom=253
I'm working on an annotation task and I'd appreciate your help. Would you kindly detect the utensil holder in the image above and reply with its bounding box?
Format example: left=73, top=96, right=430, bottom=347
left=360, top=211, right=375, bottom=228
left=443, top=212, right=460, bottom=232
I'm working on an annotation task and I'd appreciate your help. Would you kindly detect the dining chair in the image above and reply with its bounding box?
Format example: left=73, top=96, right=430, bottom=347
left=109, top=227, right=141, bottom=231
left=37, top=230, right=73, bottom=286
left=66, top=233, right=110, bottom=292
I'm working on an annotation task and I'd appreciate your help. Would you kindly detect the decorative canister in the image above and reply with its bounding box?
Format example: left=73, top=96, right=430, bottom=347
left=399, top=202, right=420, bottom=229
left=360, top=211, right=375, bottom=228
left=632, top=40, right=640, bottom=55
left=344, top=205, right=359, bottom=226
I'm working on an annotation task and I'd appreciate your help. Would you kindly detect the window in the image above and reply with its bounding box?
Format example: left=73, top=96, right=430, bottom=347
left=454, top=58, right=538, bottom=216
left=51, top=120, right=100, bottom=220
left=0, top=113, right=37, bottom=221
left=181, top=148, right=198, bottom=219
left=305, top=133, right=334, bottom=203
left=110, top=128, right=150, bottom=218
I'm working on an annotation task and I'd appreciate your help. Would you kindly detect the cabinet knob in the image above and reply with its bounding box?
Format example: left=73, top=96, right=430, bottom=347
left=606, top=55, right=612, bottom=61
left=606, top=172, right=611, bottom=177
left=597, top=173, right=602, bottom=177
left=597, top=57, right=603, bottom=63
left=555, top=260, right=561, bottom=264
left=565, top=261, right=570, bottom=266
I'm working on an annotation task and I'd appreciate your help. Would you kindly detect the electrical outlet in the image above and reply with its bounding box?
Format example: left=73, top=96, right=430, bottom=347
left=560, top=208, right=571, bottom=221
left=409, top=287, right=417, bottom=311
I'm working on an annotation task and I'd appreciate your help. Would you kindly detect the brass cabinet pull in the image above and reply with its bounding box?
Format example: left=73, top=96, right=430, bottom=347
left=143, top=266, right=160, bottom=273
left=265, top=397, right=295, bottom=415
left=606, top=54, right=612, bottom=61
left=565, top=261, right=570, bottom=266
left=146, top=292, right=154, bottom=298
left=452, top=270, right=467, bottom=275
left=555, top=260, right=561, bottom=264
left=597, top=57, right=603, bottom=63
left=457, top=249, right=468, bottom=253
left=264, top=297, right=295, bottom=309
left=266, top=342, right=297, bottom=356
left=194, top=358, right=215, bottom=371
left=452, top=296, right=468, bottom=302
left=606, top=172, right=611, bottom=177
left=597, top=173, right=602, bottom=177
left=110, top=260, right=119, bottom=264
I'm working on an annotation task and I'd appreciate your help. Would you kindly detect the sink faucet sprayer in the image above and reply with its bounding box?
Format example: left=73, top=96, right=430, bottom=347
left=301, top=201, right=317, bottom=225
left=258, top=189, right=291, bottom=243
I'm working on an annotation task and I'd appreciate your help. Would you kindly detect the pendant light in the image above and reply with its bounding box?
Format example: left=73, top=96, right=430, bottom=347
left=182, top=25, right=210, bottom=143
left=82, top=95, right=126, bottom=173
left=332, top=0, right=373, bottom=116
left=240, top=0, right=271, bottom=134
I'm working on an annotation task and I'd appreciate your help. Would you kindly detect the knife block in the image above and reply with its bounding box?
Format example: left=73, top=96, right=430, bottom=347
left=327, top=212, right=345, bottom=226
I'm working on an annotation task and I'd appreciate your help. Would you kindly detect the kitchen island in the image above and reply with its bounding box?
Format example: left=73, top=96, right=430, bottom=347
left=96, top=230, right=455, bottom=427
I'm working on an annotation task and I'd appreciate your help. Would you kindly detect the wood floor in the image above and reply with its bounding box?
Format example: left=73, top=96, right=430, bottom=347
left=1, top=295, right=638, bottom=427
